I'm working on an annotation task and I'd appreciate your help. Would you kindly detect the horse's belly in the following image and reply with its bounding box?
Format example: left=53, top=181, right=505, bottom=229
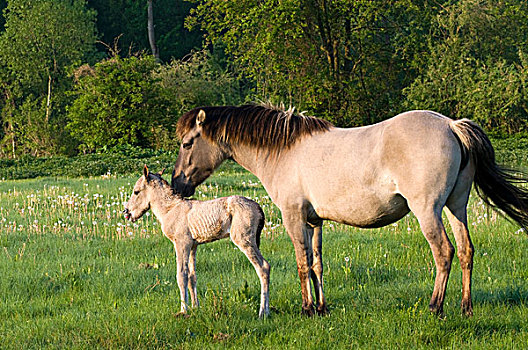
left=314, top=193, right=410, bottom=228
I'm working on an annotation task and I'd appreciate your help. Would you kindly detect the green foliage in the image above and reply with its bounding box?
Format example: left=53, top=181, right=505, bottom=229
left=404, top=0, right=528, bottom=134
left=154, top=50, right=245, bottom=115
left=187, top=0, right=446, bottom=126
left=0, top=0, right=97, bottom=156
left=67, top=51, right=243, bottom=153
left=0, top=0, right=97, bottom=91
left=3, top=0, right=528, bottom=158
left=88, top=0, right=202, bottom=61
left=0, top=145, right=176, bottom=180
left=493, top=137, right=528, bottom=167
left=67, top=55, right=173, bottom=152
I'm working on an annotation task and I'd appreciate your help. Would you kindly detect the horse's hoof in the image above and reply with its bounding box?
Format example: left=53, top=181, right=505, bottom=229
left=429, top=304, right=445, bottom=318
left=461, top=302, right=473, bottom=317
left=301, top=305, right=315, bottom=317
left=173, top=312, right=191, bottom=319
left=316, top=305, right=329, bottom=316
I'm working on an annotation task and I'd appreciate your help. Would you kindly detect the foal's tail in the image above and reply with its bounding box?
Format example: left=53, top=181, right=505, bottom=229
left=450, top=119, right=528, bottom=229
left=255, top=204, right=265, bottom=249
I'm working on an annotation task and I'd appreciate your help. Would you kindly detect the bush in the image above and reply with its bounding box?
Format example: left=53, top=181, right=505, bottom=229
left=66, top=50, right=244, bottom=154
left=67, top=55, right=174, bottom=152
left=0, top=146, right=177, bottom=180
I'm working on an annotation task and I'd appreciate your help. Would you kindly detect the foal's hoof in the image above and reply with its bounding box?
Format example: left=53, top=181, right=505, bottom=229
left=173, top=312, right=191, bottom=319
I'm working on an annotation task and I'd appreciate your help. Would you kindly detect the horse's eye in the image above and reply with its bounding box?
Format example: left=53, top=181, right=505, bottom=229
left=182, top=141, right=193, bottom=149
left=134, top=190, right=140, bottom=195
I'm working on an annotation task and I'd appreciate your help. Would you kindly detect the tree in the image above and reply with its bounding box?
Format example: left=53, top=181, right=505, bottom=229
left=0, top=0, right=97, bottom=156
left=147, top=0, right=159, bottom=60
left=187, top=0, right=447, bottom=126
left=404, top=0, right=528, bottom=135
left=88, top=0, right=201, bottom=61
left=67, top=50, right=243, bottom=152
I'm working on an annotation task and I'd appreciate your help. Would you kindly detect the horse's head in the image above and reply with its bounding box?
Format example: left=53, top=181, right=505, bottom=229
left=124, top=165, right=162, bottom=222
left=172, top=109, right=229, bottom=197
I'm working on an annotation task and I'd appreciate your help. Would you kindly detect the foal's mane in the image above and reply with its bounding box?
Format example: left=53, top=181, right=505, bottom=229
left=176, top=104, right=333, bottom=152
left=148, top=172, right=185, bottom=199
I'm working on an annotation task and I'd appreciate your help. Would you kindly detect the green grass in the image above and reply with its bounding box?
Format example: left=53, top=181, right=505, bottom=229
left=0, top=162, right=527, bottom=349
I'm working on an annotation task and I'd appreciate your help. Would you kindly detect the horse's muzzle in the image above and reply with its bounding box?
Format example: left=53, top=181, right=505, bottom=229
left=172, top=172, right=196, bottom=197
left=122, top=208, right=132, bottom=220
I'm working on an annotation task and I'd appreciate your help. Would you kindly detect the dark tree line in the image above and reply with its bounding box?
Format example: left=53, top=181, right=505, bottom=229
left=0, top=0, right=527, bottom=158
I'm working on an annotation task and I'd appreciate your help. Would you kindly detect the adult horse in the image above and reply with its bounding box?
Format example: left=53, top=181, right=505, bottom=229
left=171, top=104, right=528, bottom=316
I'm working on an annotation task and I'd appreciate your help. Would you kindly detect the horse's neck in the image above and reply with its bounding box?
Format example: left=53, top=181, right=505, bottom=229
left=149, top=187, right=185, bottom=224
left=230, top=145, right=281, bottom=190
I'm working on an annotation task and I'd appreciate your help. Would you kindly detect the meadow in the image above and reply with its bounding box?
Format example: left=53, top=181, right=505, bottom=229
left=0, top=161, right=527, bottom=349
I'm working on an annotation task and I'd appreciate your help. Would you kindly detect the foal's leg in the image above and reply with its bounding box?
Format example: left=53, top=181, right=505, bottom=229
left=230, top=220, right=270, bottom=317
left=413, top=207, right=455, bottom=316
left=310, top=225, right=327, bottom=315
left=282, top=211, right=315, bottom=316
left=187, top=243, right=199, bottom=308
left=173, top=241, right=192, bottom=315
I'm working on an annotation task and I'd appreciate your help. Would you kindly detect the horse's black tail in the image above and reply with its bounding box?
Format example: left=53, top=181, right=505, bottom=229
left=450, top=119, right=528, bottom=229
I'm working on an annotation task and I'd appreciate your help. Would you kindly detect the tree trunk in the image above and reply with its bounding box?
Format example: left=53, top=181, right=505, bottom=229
left=147, top=0, right=159, bottom=60
left=45, top=74, right=52, bottom=123
left=11, top=121, right=15, bottom=159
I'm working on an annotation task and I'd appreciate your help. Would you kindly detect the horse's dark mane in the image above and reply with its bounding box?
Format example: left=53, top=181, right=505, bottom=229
left=176, top=104, right=333, bottom=152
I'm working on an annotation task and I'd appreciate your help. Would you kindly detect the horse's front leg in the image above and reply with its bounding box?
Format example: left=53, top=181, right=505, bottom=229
left=282, top=210, right=315, bottom=316
left=311, top=225, right=327, bottom=315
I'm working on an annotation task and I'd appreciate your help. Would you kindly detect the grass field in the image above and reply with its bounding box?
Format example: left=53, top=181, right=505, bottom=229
left=0, top=162, right=527, bottom=349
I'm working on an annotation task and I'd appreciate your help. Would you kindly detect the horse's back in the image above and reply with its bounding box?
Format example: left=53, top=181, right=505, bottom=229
left=273, top=110, right=464, bottom=228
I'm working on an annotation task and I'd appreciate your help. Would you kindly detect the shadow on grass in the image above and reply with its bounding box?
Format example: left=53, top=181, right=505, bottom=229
left=473, top=285, right=528, bottom=307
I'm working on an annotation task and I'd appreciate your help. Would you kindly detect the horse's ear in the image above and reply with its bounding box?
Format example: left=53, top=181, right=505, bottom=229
left=143, top=165, right=150, bottom=181
left=158, top=168, right=166, bottom=176
left=196, top=109, right=206, bottom=126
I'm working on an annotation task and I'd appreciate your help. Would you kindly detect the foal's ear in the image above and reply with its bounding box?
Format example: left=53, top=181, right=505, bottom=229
left=196, top=109, right=206, bottom=126
left=143, top=165, right=150, bottom=181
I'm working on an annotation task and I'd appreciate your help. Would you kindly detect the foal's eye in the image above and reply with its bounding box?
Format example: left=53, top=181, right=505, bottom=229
left=134, top=190, right=140, bottom=195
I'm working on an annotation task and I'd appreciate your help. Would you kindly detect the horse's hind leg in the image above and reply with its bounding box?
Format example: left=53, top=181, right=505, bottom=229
left=413, top=207, right=455, bottom=316
left=445, top=206, right=474, bottom=316
left=311, top=225, right=327, bottom=315
left=445, top=168, right=475, bottom=316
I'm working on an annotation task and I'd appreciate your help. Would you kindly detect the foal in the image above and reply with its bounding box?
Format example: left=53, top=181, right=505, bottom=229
left=123, top=166, right=270, bottom=318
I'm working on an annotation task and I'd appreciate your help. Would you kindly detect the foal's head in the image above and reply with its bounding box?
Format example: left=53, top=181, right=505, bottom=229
left=123, top=165, right=166, bottom=222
